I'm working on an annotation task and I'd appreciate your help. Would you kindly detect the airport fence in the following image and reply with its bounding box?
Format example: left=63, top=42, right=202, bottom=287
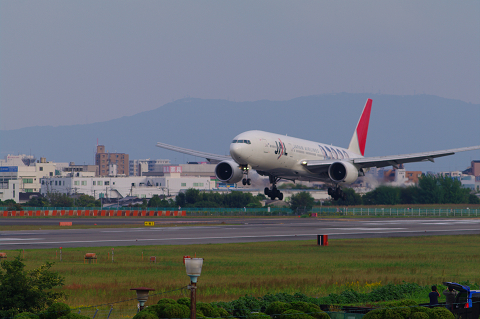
left=0, top=206, right=480, bottom=218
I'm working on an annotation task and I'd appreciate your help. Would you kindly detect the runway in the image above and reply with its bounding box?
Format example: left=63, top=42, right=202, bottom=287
left=1, top=218, right=479, bottom=249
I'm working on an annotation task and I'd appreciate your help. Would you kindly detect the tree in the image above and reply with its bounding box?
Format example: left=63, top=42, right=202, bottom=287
left=45, top=193, right=74, bottom=207
left=334, top=188, right=362, bottom=206
left=362, top=186, right=401, bottom=205
left=289, top=192, right=315, bottom=212
left=185, top=188, right=201, bottom=205
left=24, top=196, right=49, bottom=207
left=417, top=175, right=444, bottom=204
left=175, top=192, right=186, bottom=208
left=400, top=186, right=417, bottom=204
left=0, top=256, right=66, bottom=318
left=74, top=195, right=100, bottom=208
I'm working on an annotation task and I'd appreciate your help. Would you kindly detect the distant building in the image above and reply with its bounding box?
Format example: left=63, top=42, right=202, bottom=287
left=63, top=162, right=99, bottom=176
left=405, top=171, right=423, bottom=184
left=463, top=160, right=480, bottom=176
left=0, top=170, right=19, bottom=202
left=129, top=159, right=171, bottom=176
left=0, top=158, right=56, bottom=194
left=40, top=172, right=213, bottom=199
left=95, top=145, right=129, bottom=177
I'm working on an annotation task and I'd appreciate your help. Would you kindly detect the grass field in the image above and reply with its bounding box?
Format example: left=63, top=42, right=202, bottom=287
left=2, top=234, right=480, bottom=316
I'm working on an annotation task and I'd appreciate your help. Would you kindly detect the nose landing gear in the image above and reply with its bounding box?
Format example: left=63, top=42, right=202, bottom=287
left=241, top=165, right=252, bottom=186
left=242, top=178, right=251, bottom=185
left=264, top=176, right=283, bottom=200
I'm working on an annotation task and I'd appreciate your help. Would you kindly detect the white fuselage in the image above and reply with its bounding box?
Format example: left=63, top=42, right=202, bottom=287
left=229, top=130, right=362, bottom=181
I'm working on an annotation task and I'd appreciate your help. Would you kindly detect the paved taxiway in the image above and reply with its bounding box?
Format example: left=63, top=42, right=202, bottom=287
left=0, top=218, right=479, bottom=249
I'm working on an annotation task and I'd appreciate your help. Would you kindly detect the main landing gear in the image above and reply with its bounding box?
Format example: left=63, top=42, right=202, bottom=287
left=264, top=176, right=283, bottom=200
left=328, top=186, right=346, bottom=201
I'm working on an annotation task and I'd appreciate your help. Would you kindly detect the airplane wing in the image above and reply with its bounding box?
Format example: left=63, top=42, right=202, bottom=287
left=306, top=145, right=480, bottom=171
left=156, top=142, right=230, bottom=163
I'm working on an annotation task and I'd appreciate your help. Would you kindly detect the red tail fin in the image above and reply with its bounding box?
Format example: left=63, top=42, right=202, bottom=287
left=348, top=99, right=372, bottom=156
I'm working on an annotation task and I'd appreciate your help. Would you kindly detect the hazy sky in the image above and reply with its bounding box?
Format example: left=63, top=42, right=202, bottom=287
left=1, top=1, right=479, bottom=130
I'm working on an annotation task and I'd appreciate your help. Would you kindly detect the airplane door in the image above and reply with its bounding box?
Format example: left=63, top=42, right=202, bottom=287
left=261, top=138, right=269, bottom=153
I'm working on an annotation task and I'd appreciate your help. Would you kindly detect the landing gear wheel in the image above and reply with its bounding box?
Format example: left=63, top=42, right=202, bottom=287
left=247, top=178, right=251, bottom=185
left=329, top=187, right=344, bottom=201
left=242, top=179, right=247, bottom=186
left=266, top=175, right=284, bottom=200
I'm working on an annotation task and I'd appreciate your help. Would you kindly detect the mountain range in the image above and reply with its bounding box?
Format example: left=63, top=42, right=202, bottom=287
left=1, top=93, right=479, bottom=172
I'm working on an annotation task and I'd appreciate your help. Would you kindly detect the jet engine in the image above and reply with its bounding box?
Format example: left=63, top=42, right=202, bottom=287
left=215, top=160, right=244, bottom=184
left=328, top=161, right=359, bottom=184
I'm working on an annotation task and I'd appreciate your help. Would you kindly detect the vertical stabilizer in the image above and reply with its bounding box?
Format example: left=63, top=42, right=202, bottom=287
left=348, top=99, right=372, bottom=156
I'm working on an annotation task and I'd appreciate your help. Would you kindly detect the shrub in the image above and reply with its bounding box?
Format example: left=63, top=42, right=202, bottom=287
left=383, top=309, right=403, bottom=319
left=57, top=314, right=90, bottom=319
left=410, top=307, right=432, bottom=317
left=216, top=307, right=230, bottom=318
left=247, top=313, right=272, bottom=319
left=279, top=309, right=315, bottom=319
left=210, top=302, right=234, bottom=316
left=177, top=298, right=190, bottom=307
left=229, top=299, right=250, bottom=318
left=411, top=313, right=429, bottom=319
left=43, top=302, right=71, bottom=319
left=265, top=301, right=291, bottom=318
left=14, top=312, right=40, bottom=319
left=385, top=306, right=411, bottom=319
left=363, top=308, right=385, bottom=319
left=157, top=298, right=178, bottom=306
left=289, top=302, right=326, bottom=319
left=431, top=307, right=455, bottom=319
left=197, top=302, right=220, bottom=318
left=132, top=311, right=159, bottom=319
left=144, top=305, right=166, bottom=317
left=159, top=303, right=190, bottom=319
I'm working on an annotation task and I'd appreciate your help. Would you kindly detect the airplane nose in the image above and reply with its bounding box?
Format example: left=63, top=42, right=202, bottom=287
left=230, top=143, right=244, bottom=163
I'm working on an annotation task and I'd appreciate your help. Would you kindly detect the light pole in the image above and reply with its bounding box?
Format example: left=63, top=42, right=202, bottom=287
left=184, top=257, right=204, bottom=319
left=130, top=287, right=155, bottom=312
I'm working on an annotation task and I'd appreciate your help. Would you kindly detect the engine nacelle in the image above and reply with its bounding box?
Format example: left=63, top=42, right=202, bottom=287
left=215, top=160, right=244, bottom=184
left=328, top=161, right=359, bottom=184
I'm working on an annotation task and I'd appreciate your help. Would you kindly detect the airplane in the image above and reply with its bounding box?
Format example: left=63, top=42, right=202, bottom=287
left=156, top=99, right=480, bottom=201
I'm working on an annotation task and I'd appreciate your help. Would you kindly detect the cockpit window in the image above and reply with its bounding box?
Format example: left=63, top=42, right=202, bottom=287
left=233, top=139, right=251, bottom=144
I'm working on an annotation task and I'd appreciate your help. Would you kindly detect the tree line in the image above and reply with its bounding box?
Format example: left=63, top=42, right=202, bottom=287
left=335, top=175, right=479, bottom=206
left=3, top=175, right=478, bottom=210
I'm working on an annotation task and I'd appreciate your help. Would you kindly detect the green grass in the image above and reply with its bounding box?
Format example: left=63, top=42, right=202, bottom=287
left=2, top=235, right=479, bottom=314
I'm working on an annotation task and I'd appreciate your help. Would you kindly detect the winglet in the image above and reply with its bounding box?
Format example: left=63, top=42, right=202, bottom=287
left=348, top=99, right=372, bottom=156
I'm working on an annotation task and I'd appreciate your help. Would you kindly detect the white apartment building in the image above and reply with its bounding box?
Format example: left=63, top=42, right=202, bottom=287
left=0, top=173, right=19, bottom=202
left=40, top=170, right=214, bottom=199
left=0, top=159, right=56, bottom=194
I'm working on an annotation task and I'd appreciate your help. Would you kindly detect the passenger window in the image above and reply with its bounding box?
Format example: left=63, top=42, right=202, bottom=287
left=337, top=149, right=344, bottom=159
left=324, top=146, right=332, bottom=158
left=335, top=149, right=340, bottom=159
left=319, top=146, right=327, bottom=157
